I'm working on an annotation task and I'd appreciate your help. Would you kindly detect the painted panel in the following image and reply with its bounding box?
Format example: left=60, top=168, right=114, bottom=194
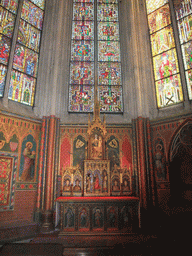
left=21, top=0, right=44, bottom=30
left=0, top=64, right=7, bottom=97
left=64, top=205, right=75, bottom=230
left=174, top=0, right=192, bottom=20
left=98, top=41, right=120, bottom=62
left=153, top=49, right=179, bottom=81
left=92, top=207, right=104, bottom=230
left=60, top=137, right=71, bottom=172
left=17, top=19, right=41, bottom=53
left=69, top=84, right=94, bottom=112
left=71, top=40, right=94, bottom=61
left=19, top=135, right=36, bottom=182
left=13, top=44, right=39, bottom=77
left=177, top=14, right=192, bottom=44
left=73, top=3, right=94, bottom=21
left=185, top=69, right=192, bottom=99
left=148, top=4, right=171, bottom=34
left=155, top=74, right=183, bottom=107
left=146, top=0, right=168, bottom=14
left=8, top=69, right=36, bottom=106
left=73, top=135, right=86, bottom=170
left=1, top=0, right=19, bottom=14
left=30, top=0, right=45, bottom=10
left=78, top=206, right=89, bottom=231
left=150, top=25, right=175, bottom=56
left=0, top=34, right=11, bottom=65
left=98, top=62, right=121, bottom=85
left=0, top=153, right=17, bottom=211
left=153, top=138, right=167, bottom=181
left=97, top=4, right=118, bottom=22
left=0, top=7, right=16, bottom=38
left=98, top=21, right=119, bottom=41
left=122, top=137, right=132, bottom=170
left=99, top=85, right=123, bottom=112
left=72, top=21, right=94, bottom=40
left=70, top=61, right=94, bottom=85
left=107, top=135, right=120, bottom=169
left=107, top=206, right=118, bottom=229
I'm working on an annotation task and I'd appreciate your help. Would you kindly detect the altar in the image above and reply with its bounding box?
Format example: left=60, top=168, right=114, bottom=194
left=56, top=96, right=140, bottom=235
left=56, top=196, right=140, bottom=235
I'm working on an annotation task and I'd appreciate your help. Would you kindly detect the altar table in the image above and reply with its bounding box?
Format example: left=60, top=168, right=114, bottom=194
left=56, top=196, right=140, bottom=235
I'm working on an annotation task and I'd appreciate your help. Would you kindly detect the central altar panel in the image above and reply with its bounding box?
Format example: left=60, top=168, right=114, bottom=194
left=84, top=160, right=110, bottom=196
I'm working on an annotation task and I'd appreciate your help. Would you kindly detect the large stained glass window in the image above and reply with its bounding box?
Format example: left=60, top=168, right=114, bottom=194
left=174, top=0, right=192, bottom=100
left=8, top=0, right=45, bottom=106
left=0, top=0, right=19, bottom=97
left=69, top=0, right=123, bottom=113
left=146, top=0, right=183, bottom=108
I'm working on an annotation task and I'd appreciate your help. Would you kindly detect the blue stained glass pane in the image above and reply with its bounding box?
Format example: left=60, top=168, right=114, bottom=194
left=98, top=85, right=123, bottom=112
left=0, top=7, right=16, bottom=38
left=174, top=0, right=192, bottom=20
left=97, top=4, right=118, bottom=21
left=72, top=21, right=94, bottom=40
left=0, top=64, right=7, bottom=97
left=70, top=61, right=94, bottom=85
left=69, top=84, right=94, bottom=112
left=98, top=62, right=121, bottom=85
left=98, top=22, right=119, bottom=41
left=1, top=0, right=19, bottom=14
left=98, top=41, right=120, bottom=62
left=21, top=0, right=44, bottom=30
left=17, top=19, right=41, bottom=52
left=74, top=0, right=94, bottom=2
left=73, top=3, right=94, bottom=21
left=0, top=34, right=11, bottom=65
left=30, top=0, right=45, bottom=10
left=71, top=40, right=94, bottom=61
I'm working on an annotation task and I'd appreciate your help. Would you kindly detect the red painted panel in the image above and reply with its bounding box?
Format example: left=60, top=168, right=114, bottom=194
left=60, top=137, right=71, bottom=170
left=122, top=137, right=132, bottom=169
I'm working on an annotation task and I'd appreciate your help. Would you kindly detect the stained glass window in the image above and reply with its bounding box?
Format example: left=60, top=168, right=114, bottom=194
left=8, top=0, right=46, bottom=106
left=174, top=0, right=192, bottom=100
left=0, top=1, right=19, bottom=97
left=69, top=0, right=122, bottom=113
left=146, top=0, right=183, bottom=108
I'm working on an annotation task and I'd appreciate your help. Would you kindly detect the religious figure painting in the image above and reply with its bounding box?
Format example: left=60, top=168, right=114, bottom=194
left=92, top=207, right=104, bottom=230
left=90, top=133, right=103, bottom=159
left=107, top=206, right=118, bottom=229
left=19, top=135, right=36, bottom=182
left=64, top=206, right=75, bottom=230
left=111, top=176, right=120, bottom=196
left=84, top=160, right=110, bottom=196
left=78, top=207, right=89, bottom=231
left=121, top=176, right=131, bottom=196
left=153, top=138, right=167, bottom=181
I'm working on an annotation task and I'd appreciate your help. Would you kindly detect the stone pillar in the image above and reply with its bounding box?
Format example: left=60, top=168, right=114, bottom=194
left=35, top=116, right=60, bottom=233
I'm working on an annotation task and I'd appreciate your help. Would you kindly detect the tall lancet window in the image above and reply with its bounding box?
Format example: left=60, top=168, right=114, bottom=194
left=8, top=0, right=46, bottom=106
left=174, top=0, right=192, bottom=100
left=0, top=0, right=19, bottom=97
left=146, top=0, right=184, bottom=108
left=69, top=0, right=123, bottom=113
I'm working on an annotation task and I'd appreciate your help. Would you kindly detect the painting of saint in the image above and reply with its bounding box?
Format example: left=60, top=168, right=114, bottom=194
left=94, top=173, right=101, bottom=192
left=79, top=208, right=88, bottom=228
left=112, top=179, right=120, bottom=191
left=73, top=179, right=81, bottom=192
left=65, top=208, right=74, bottom=228
left=122, top=178, right=130, bottom=192
left=86, top=173, right=92, bottom=192
left=93, top=208, right=103, bottom=228
left=63, top=179, right=71, bottom=192
left=20, top=141, right=35, bottom=182
left=91, top=134, right=103, bottom=159
left=154, top=142, right=166, bottom=181
left=108, top=207, right=117, bottom=228
left=102, top=169, right=108, bottom=192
